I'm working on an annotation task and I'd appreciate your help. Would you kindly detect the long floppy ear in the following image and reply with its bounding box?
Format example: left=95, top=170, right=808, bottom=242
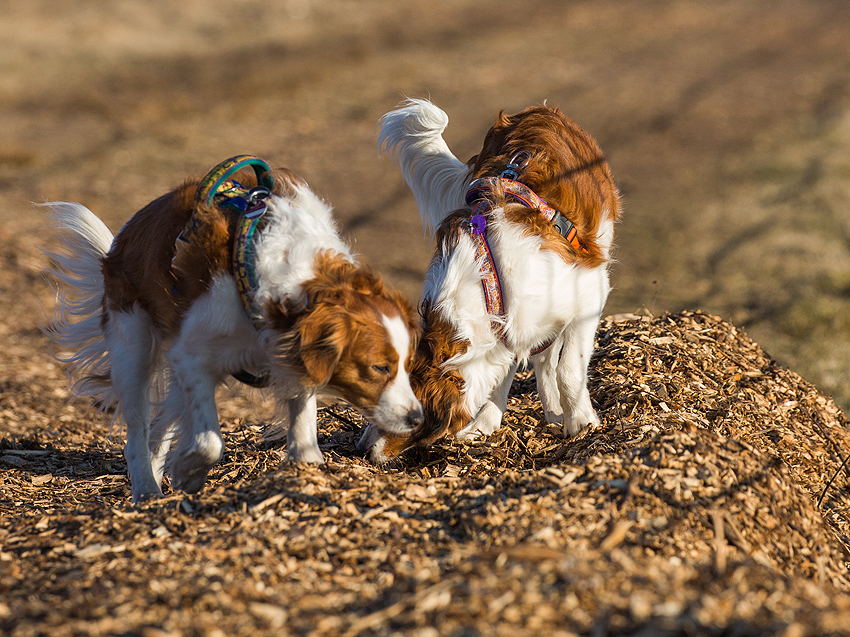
left=297, top=305, right=350, bottom=387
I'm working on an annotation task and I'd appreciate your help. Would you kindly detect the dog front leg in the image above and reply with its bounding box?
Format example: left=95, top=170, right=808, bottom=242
left=457, top=360, right=518, bottom=440
left=167, top=346, right=224, bottom=494
left=286, top=392, right=323, bottom=463
left=557, top=314, right=601, bottom=437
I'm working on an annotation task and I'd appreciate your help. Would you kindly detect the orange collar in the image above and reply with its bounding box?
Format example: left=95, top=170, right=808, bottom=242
left=465, top=177, right=587, bottom=254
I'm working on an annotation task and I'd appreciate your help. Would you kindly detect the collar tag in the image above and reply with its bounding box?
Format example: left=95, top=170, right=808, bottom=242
left=469, top=214, right=487, bottom=234
left=244, top=200, right=267, bottom=219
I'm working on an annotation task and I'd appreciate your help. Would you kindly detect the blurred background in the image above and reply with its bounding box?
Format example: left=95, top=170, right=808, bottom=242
left=2, top=0, right=850, bottom=407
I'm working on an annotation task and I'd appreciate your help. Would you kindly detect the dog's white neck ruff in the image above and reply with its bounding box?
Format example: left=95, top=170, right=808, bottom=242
left=250, top=185, right=355, bottom=311
left=226, top=186, right=356, bottom=389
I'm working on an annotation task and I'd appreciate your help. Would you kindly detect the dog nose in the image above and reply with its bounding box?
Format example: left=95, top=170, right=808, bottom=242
left=406, top=406, right=424, bottom=429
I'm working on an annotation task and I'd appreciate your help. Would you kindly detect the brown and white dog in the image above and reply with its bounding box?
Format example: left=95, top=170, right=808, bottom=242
left=359, top=100, right=620, bottom=461
left=42, top=156, right=422, bottom=502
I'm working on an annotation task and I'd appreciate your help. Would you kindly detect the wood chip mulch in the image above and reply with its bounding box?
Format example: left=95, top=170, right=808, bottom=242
left=3, top=310, right=850, bottom=636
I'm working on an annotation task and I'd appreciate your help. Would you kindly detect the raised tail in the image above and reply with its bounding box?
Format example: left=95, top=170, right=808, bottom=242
left=378, top=98, right=472, bottom=237
left=39, top=202, right=118, bottom=412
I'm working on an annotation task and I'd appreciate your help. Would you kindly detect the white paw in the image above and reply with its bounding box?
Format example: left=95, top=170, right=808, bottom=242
left=457, top=402, right=504, bottom=441
left=170, top=464, right=210, bottom=495
left=131, top=482, right=163, bottom=504
left=367, top=436, right=390, bottom=464
left=127, top=463, right=164, bottom=503
left=286, top=445, right=325, bottom=463
left=542, top=409, right=564, bottom=426
left=355, top=425, right=391, bottom=464
left=563, top=407, right=600, bottom=437
left=356, top=423, right=380, bottom=453
left=169, top=432, right=224, bottom=494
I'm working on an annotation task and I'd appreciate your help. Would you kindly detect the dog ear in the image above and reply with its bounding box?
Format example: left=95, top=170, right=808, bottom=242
left=297, top=305, right=350, bottom=387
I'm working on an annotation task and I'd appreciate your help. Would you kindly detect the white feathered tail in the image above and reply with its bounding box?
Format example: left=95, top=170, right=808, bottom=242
left=378, top=98, right=472, bottom=237
left=39, top=202, right=119, bottom=413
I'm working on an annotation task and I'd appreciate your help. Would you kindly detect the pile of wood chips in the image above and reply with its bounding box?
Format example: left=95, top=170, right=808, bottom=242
left=3, top=310, right=850, bottom=636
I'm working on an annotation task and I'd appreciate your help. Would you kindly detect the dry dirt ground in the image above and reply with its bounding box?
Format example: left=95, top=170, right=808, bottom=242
left=4, top=0, right=850, bottom=635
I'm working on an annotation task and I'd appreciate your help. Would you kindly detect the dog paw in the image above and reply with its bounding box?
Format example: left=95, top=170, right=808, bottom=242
left=563, top=408, right=600, bottom=437
left=131, top=485, right=163, bottom=504
left=356, top=423, right=380, bottom=453
left=128, top=470, right=164, bottom=504
left=356, top=426, right=413, bottom=464
left=170, top=432, right=224, bottom=494
left=365, top=436, right=392, bottom=464
left=457, top=402, right=504, bottom=441
left=285, top=445, right=325, bottom=463
left=354, top=426, right=396, bottom=464
left=171, top=463, right=212, bottom=494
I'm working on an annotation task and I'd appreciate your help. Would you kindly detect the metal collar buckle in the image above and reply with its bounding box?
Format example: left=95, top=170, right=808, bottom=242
left=500, top=150, right=532, bottom=180
left=220, top=185, right=272, bottom=218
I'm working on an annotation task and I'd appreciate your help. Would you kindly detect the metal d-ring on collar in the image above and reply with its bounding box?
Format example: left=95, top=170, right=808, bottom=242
left=500, top=150, right=532, bottom=180
left=463, top=150, right=531, bottom=235
left=219, top=184, right=272, bottom=218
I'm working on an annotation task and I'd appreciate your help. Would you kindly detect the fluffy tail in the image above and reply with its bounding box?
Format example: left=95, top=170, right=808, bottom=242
left=378, top=98, right=472, bottom=237
left=39, top=202, right=118, bottom=412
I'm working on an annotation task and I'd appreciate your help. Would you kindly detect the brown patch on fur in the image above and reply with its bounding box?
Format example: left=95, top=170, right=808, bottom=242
left=102, top=181, right=196, bottom=333
left=266, top=251, right=420, bottom=412
left=468, top=105, right=619, bottom=268
left=102, top=167, right=301, bottom=334
left=370, top=298, right=473, bottom=459
left=410, top=299, right=473, bottom=441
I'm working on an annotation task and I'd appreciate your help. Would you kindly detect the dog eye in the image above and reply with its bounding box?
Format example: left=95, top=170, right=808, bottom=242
left=372, top=365, right=390, bottom=375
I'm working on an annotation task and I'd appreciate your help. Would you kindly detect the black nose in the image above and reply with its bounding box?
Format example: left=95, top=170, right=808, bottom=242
left=406, top=408, right=424, bottom=429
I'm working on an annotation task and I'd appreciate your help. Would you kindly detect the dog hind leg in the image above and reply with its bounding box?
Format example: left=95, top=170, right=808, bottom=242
left=532, top=334, right=566, bottom=426
left=105, top=306, right=162, bottom=503
left=148, top=386, right=185, bottom=489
